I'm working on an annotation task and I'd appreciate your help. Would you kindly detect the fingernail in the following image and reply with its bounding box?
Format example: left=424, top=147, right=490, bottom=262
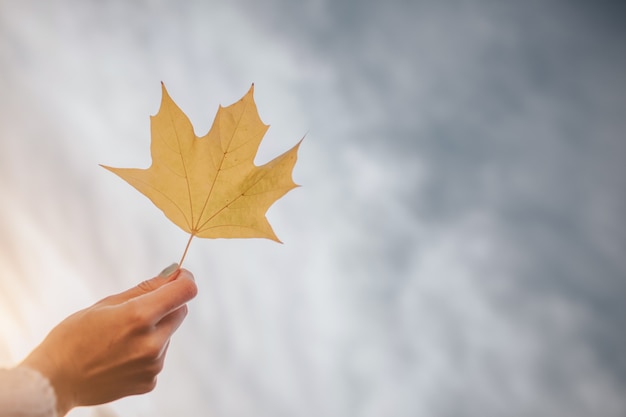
left=158, top=263, right=179, bottom=277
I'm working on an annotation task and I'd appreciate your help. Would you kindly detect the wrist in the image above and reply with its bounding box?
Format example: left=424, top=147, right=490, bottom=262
left=21, top=349, right=74, bottom=416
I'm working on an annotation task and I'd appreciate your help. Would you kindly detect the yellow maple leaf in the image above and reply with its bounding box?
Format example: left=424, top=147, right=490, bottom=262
left=102, top=83, right=301, bottom=265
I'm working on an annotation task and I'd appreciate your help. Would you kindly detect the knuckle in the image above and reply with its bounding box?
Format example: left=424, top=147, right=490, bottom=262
left=137, top=278, right=159, bottom=293
left=141, top=376, right=158, bottom=393
left=176, top=274, right=198, bottom=300
left=178, top=304, right=189, bottom=319
left=186, top=280, right=199, bottom=299
left=151, top=356, right=166, bottom=374
left=141, top=336, right=164, bottom=360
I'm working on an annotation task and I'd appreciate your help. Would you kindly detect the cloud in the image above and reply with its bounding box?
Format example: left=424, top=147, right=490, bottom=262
left=0, top=1, right=625, bottom=417
left=233, top=0, right=626, bottom=415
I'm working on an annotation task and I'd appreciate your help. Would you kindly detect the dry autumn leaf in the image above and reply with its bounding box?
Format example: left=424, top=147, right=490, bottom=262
left=102, top=83, right=301, bottom=265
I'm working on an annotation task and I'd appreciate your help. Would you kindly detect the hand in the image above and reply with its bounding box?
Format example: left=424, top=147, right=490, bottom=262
left=20, top=265, right=198, bottom=416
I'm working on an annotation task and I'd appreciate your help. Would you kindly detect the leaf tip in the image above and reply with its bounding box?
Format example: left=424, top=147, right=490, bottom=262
left=160, top=81, right=169, bottom=99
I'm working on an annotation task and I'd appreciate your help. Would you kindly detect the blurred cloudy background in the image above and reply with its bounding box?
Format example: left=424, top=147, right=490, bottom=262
left=1, top=0, right=625, bottom=416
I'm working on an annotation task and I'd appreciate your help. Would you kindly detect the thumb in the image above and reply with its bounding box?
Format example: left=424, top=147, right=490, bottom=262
left=98, top=263, right=180, bottom=307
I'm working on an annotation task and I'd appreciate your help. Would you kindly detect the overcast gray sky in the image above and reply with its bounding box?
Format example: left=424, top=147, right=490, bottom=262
left=1, top=1, right=625, bottom=416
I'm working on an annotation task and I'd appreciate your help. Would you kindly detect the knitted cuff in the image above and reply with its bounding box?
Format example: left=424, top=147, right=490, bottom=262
left=0, top=366, right=57, bottom=417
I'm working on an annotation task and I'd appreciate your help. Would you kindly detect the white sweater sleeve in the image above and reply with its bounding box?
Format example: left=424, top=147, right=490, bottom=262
left=0, top=367, right=57, bottom=417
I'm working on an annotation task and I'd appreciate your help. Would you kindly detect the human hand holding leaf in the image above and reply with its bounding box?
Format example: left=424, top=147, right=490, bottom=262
left=102, top=84, right=301, bottom=266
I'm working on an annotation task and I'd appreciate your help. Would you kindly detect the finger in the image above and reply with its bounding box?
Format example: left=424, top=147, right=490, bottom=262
left=98, top=264, right=180, bottom=307
left=128, top=269, right=197, bottom=324
left=156, top=304, right=189, bottom=339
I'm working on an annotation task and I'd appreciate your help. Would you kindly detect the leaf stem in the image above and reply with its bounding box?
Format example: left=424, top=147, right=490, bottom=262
left=179, top=233, right=195, bottom=267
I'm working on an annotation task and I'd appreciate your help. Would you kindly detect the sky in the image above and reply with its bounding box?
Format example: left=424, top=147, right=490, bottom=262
left=0, top=0, right=625, bottom=416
